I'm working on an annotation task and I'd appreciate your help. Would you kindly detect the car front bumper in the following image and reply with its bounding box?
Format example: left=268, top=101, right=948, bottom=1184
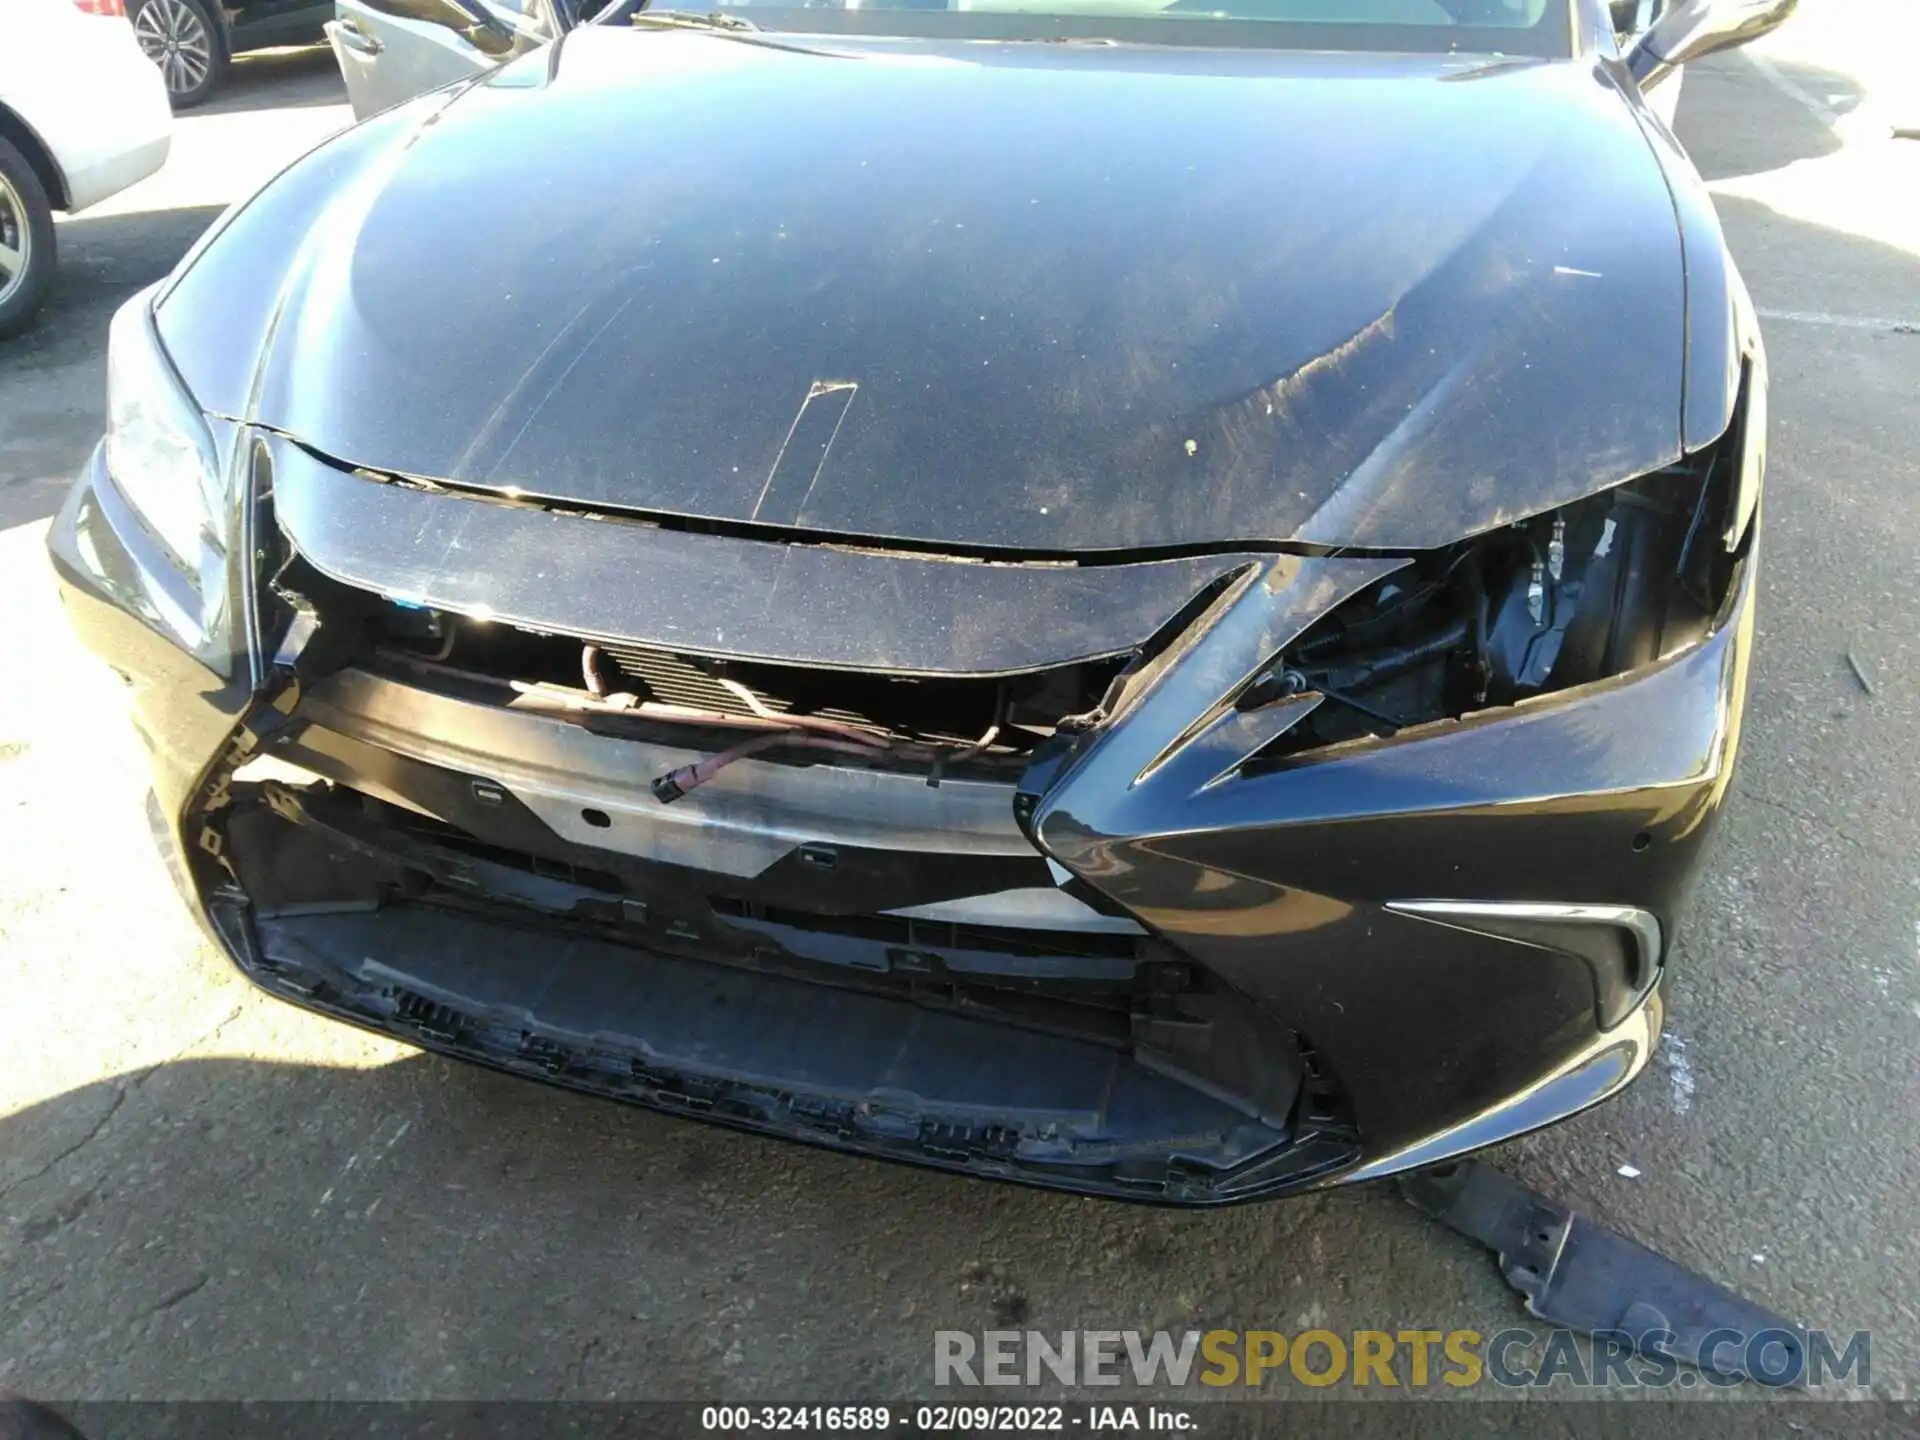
left=48, top=439, right=1753, bottom=1204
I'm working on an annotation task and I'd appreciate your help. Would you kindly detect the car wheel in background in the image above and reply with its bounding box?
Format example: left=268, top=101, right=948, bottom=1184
left=0, top=139, right=57, bottom=339
left=130, top=0, right=226, bottom=109
left=0, top=1394, right=92, bottom=1440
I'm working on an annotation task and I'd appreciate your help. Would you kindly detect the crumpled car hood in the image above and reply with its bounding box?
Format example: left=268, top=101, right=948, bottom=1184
left=157, top=30, right=1689, bottom=553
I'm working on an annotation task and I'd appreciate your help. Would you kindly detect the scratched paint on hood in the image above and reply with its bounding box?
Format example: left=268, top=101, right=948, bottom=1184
left=156, top=32, right=1689, bottom=553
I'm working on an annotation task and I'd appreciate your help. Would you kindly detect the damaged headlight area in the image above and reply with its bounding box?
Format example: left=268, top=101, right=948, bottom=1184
left=1245, top=426, right=1754, bottom=762
left=96, top=282, right=236, bottom=669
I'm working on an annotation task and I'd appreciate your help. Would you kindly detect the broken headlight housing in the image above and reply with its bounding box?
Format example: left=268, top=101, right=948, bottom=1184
left=102, top=281, right=234, bottom=668
left=1248, top=407, right=1756, bottom=762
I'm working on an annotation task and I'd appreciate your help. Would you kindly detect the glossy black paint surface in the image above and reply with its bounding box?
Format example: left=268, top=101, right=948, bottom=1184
left=46, top=444, right=255, bottom=856
left=159, top=31, right=1698, bottom=553
left=271, top=439, right=1263, bottom=674
left=1632, top=82, right=1766, bottom=457
left=1032, top=555, right=1755, bottom=1155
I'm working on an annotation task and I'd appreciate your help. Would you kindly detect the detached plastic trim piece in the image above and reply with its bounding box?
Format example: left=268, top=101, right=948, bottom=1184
left=1401, top=1160, right=1811, bottom=1388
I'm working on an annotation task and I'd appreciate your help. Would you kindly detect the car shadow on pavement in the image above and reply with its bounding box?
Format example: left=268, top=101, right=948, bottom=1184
left=202, top=45, right=348, bottom=117
left=1675, top=50, right=1864, bottom=181
left=22, top=204, right=227, bottom=346
left=0, top=1047, right=1462, bottom=1403
left=0, top=206, right=226, bottom=530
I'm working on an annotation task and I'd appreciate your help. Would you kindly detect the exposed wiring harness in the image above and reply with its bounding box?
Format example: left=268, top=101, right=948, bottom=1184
left=650, top=730, right=889, bottom=804
left=925, top=682, right=1005, bottom=788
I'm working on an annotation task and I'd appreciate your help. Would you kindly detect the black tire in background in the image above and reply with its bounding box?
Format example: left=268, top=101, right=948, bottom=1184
left=0, top=1394, right=92, bottom=1440
left=130, top=0, right=227, bottom=109
left=0, top=137, right=56, bottom=339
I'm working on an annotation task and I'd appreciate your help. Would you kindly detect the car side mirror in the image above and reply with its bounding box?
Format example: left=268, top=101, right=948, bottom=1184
left=435, top=0, right=521, bottom=55
left=1627, top=0, right=1798, bottom=91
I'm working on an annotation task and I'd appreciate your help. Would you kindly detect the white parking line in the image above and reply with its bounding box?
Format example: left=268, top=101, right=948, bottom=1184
left=1757, top=308, right=1920, bottom=331
left=1745, top=50, right=1841, bottom=125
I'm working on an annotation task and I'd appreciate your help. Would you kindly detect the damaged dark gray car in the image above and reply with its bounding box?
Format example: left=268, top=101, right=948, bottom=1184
left=52, top=0, right=1789, bottom=1202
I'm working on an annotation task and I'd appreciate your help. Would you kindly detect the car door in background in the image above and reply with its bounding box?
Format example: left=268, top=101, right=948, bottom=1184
left=328, top=0, right=566, bottom=120
left=1611, top=0, right=1685, bottom=126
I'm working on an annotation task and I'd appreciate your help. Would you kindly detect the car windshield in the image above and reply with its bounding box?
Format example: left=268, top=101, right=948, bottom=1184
left=619, top=0, right=1572, bottom=56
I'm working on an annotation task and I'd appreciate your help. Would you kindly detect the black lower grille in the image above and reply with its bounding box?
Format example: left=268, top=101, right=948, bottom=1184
left=249, top=904, right=1345, bottom=1204
left=393, top=990, right=462, bottom=1036
left=711, top=897, right=1144, bottom=964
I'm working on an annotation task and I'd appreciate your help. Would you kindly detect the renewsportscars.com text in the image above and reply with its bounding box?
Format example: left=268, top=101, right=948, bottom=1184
left=934, top=1327, right=1869, bottom=1390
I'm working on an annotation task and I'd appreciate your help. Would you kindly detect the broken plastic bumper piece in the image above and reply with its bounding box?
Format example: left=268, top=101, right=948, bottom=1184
left=1402, top=1160, right=1811, bottom=1388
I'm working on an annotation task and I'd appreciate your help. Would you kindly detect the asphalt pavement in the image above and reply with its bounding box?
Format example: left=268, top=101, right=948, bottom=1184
left=0, top=14, right=1916, bottom=1412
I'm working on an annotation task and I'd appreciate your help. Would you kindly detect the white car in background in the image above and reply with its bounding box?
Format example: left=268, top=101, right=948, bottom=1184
left=0, top=0, right=172, bottom=336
